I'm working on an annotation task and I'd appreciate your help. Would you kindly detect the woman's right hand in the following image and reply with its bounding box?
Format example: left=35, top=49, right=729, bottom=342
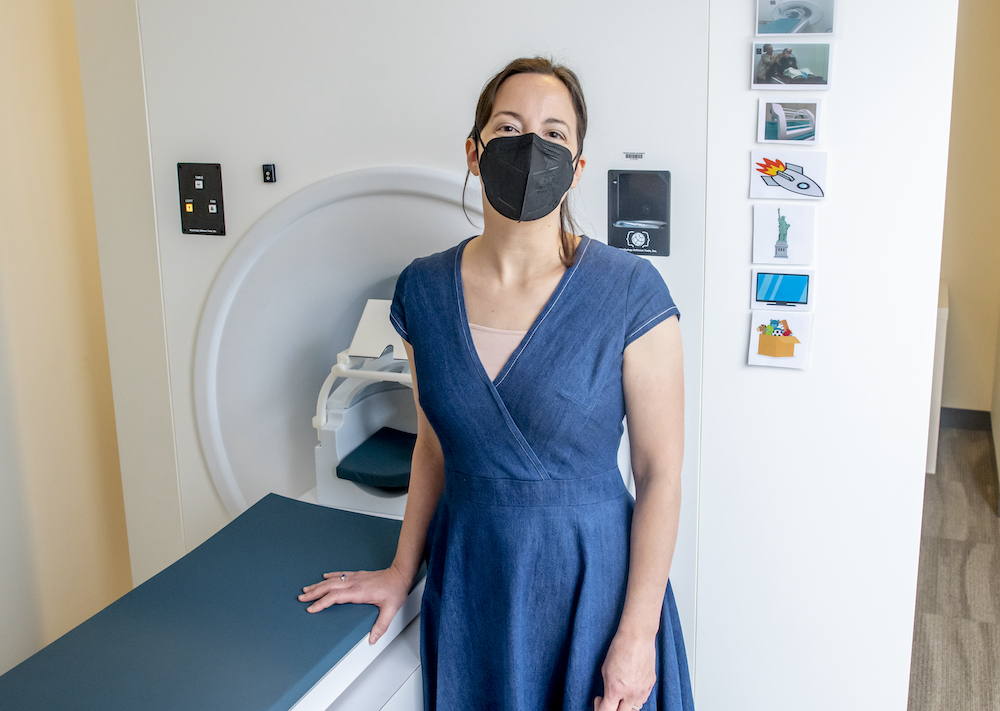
left=298, top=563, right=411, bottom=645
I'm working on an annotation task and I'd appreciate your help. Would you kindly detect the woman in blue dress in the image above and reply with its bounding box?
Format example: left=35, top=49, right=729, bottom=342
left=300, top=57, right=694, bottom=711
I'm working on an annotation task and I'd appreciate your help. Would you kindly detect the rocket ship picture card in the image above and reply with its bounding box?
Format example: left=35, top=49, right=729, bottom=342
left=753, top=203, right=816, bottom=265
left=750, top=150, right=827, bottom=200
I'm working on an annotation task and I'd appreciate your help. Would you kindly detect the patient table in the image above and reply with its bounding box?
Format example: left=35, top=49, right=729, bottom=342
left=0, top=494, right=424, bottom=710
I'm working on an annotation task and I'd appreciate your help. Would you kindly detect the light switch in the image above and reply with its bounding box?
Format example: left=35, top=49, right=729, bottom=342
left=177, top=163, right=225, bottom=235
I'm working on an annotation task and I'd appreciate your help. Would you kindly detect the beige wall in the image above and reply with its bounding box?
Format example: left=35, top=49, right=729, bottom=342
left=939, top=0, right=1000, bottom=410
left=0, top=0, right=131, bottom=670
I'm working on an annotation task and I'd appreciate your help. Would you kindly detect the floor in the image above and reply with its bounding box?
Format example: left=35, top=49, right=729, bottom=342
left=908, top=427, right=1000, bottom=711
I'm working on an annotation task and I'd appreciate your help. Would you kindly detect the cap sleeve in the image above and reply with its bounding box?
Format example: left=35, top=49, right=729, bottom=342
left=389, top=265, right=410, bottom=342
left=624, top=258, right=679, bottom=348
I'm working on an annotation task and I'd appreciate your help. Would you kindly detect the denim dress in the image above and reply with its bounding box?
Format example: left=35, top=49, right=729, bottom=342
left=390, top=236, right=694, bottom=711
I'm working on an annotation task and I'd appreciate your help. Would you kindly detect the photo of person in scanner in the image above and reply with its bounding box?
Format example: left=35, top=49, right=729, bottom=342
left=752, top=43, right=830, bottom=88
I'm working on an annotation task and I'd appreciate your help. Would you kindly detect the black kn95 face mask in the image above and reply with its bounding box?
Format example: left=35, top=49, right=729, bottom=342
left=475, top=128, right=576, bottom=222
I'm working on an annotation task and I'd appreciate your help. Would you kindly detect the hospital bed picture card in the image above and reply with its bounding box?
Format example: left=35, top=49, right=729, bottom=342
left=750, top=150, right=827, bottom=200
left=757, top=0, right=836, bottom=36
left=752, top=42, right=831, bottom=89
left=750, top=267, right=814, bottom=311
left=753, top=203, right=815, bottom=264
left=748, top=310, right=813, bottom=370
left=758, top=99, right=820, bottom=144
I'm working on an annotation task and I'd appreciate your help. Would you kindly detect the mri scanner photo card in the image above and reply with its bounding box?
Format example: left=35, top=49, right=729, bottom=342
left=751, top=42, right=831, bottom=89
left=757, top=0, right=836, bottom=35
left=758, top=99, right=821, bottom=144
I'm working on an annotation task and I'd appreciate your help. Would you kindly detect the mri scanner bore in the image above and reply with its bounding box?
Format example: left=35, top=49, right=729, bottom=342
left=313, top=299, right=417, bottom=519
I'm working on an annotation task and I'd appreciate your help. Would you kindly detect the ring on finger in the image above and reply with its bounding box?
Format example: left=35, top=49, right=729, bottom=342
left=340, top=573, right=346, bottom=581
left=632, top=706, right=642, bottom=711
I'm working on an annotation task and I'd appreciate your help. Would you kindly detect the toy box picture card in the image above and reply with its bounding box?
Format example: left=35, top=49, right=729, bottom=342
left=750, top=267, right=814, bottom=311
left=757, top=0, right=835, bottom=35
left=758, top=99, right=820, bottom=144
left=750, top=150, right=827, bottom=200
left=753, top=203, right=815, bottom=265
left=748, top=310, right=813, bottom=370
left=752, top=42, right=831, bottom=89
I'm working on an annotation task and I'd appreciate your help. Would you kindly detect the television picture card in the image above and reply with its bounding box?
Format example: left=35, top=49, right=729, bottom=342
left=751, top=267, right=815, bottom=311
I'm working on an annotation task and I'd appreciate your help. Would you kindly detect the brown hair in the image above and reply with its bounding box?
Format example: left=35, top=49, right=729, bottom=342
left=465, top=56, right=588, bottom=267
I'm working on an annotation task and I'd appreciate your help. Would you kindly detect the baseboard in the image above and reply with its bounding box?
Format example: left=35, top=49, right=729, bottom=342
left=940, top=407, right=992, bottom=431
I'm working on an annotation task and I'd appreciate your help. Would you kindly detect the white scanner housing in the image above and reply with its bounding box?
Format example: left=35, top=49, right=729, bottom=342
left=313, top=299, right=416, bottom=519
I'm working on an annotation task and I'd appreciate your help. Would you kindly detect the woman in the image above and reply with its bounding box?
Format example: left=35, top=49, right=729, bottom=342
left=300, top=57, right=693, bottom=711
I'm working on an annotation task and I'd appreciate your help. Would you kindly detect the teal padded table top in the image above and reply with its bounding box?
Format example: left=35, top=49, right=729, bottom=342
left=0, top=494, right=404, bottom=711
left=337, top=427, right=416, bottom=490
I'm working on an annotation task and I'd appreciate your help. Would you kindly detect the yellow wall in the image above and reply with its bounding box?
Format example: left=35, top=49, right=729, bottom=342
left=939, top=0, right=1000, bottom=410
left=0, top=0, right=131, bottom=661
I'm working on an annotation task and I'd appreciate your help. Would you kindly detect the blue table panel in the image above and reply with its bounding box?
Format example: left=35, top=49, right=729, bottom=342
left=0, top=494, right=403, bottom=711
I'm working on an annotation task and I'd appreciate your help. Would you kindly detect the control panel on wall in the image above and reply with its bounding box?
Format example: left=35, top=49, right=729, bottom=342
left=608, top=170, right=671, bottom=256
left=178, top=163, right=225, bottom=235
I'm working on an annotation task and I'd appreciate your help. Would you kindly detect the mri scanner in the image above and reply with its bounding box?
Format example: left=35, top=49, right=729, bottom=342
left=193, top=166, right=485, bottom=708
left=193, top=167, right=476, bottom=520
left=0, top=168, right=486, bottom=710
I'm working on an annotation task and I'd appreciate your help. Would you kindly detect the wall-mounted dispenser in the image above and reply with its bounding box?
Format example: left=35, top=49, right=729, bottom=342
left=608, top=170, right=671, bottom=256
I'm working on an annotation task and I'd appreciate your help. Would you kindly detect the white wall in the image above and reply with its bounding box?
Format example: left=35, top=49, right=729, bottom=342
left=696, top=1, right=958, bottom=709
left=74, top=0, right=186, bottom=587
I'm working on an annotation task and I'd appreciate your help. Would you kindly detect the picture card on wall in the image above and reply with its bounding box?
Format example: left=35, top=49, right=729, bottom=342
left=757, top=0, right=835, bottom=36
left=757, top=99, right=820, bottom=144
left=753, top=203, right=815, bottom=265
left=748, top=310, right=813, bottom=370
left=750, top=150, right=827, bottom=200
left=750, top=267, right=814, bottom=311
left=751, top=42, right=831, bottom=89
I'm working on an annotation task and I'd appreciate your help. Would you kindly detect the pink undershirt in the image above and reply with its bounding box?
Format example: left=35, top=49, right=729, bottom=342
left=468, top=323, right=528, bottom=380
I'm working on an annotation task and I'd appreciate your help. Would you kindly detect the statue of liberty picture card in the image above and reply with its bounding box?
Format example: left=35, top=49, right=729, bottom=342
left=752, top=203, right=815, bottom=265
